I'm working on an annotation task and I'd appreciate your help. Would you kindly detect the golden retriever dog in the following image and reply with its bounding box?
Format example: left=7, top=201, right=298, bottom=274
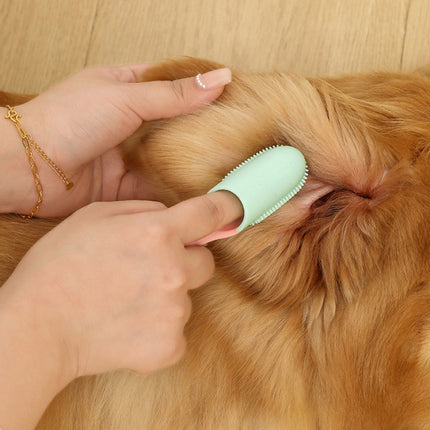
left=1, top=57, right=430, bottom=429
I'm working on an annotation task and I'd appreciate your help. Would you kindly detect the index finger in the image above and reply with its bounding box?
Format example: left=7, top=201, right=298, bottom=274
left=166, top=191, right=244, bottom=245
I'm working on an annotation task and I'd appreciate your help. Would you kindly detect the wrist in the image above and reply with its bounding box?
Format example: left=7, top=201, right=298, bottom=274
left=0, top=103, right=64, bottom=217
left=0, top=277, right=75, bottom=428
left=0, top=105, right=36, bottom=215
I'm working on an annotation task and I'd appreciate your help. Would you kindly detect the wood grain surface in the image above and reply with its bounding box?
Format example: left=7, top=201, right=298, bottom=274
left=0, top=0, right=429, bottom=93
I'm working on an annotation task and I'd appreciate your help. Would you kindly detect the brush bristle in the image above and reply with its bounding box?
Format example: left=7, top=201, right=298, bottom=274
left=224, top=145, right=280, bottom=178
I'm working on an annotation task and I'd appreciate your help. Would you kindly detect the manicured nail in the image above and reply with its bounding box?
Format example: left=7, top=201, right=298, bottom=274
left=195, top=68, right=232, bottom=90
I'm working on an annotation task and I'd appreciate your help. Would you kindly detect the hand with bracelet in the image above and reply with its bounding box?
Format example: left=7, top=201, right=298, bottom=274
left=0, top=64, right=232, bottom=217
left=0, top=64, right=243, bottom=429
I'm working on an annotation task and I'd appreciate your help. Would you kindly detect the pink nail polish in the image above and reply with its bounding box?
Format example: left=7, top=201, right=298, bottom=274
left=195, top=68, right=232, bottom=90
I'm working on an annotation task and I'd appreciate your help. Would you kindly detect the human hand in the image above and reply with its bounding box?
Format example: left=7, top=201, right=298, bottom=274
left=1, top=191, right=242, bottom=382
left=1, top=64, right=231, bottom=217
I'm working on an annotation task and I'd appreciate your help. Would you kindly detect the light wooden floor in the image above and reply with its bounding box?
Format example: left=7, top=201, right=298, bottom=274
left=1, top=0, right=430, bottom=94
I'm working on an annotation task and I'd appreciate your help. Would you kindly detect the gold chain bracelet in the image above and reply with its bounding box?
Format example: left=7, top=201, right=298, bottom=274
left=4, top=105, right=74, bottom=219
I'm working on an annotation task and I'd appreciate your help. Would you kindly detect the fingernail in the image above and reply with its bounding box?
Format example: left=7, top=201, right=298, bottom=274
left=195, top=68, right=232, bottom=90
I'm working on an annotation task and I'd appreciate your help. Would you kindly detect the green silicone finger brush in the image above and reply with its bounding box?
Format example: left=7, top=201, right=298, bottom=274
left=198, top=145, right=308, bottom=244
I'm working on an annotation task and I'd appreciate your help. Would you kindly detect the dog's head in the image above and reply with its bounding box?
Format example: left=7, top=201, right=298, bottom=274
left=123, top=58, right=430, bottom=325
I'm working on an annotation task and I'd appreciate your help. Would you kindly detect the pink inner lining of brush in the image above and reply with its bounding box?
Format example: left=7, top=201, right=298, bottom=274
left=189, top=219, right=242, bottom=245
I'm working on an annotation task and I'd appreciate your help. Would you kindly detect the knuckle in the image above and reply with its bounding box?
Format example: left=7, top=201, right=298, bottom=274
left=164, top=335, right=187, bottom=365
left=169, top=303, right=187, bottom=320
left=200, top=245, right=215, bottom=266
left=115, top=66, right=137, bottom=83
left=168, top=297, right=192, bottom=322
left=169, top=80, right=188, bottom=105
left=200, top=195, right=225, bottom=230
left=163, top=266, right=188, bottom=290
left=204, top=250, right=216, bottom=277
left=192, top=247, right=216, bottom=287
left=143, top=221, right=171, bottom=243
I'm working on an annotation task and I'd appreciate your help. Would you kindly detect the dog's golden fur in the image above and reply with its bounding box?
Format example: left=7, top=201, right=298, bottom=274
left=1, top=58, right=430, bottom=429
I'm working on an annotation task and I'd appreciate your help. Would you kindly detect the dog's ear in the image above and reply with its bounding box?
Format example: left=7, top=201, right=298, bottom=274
left=139, top=56, right=225, bottom=83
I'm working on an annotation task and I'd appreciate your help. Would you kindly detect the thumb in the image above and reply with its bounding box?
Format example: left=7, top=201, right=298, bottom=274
left=127, top=68, right=232, bottom=121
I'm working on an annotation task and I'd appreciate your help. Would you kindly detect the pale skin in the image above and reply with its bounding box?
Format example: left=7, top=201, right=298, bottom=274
left=0, top=65, right=244, bottom=429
